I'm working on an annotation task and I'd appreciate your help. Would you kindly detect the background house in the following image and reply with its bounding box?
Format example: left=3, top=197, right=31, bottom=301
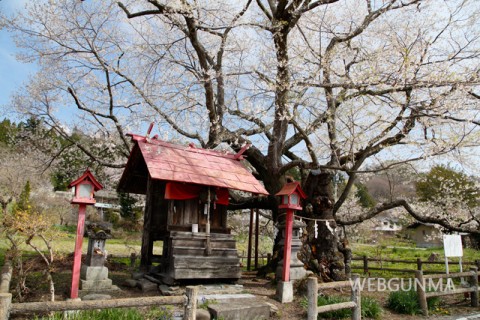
left=373, top=217, right=402, bottom=235
left=407, top=222, right=443, bottom=248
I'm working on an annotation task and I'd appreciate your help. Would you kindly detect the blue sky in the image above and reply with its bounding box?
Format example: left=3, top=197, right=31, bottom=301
left=0, top=0, right=35, bottom=115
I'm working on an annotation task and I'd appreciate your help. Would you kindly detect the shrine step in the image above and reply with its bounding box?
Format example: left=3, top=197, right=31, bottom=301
left=172, top=246, right=238, bottom=256
left=207, top=298, right=271, bottom=320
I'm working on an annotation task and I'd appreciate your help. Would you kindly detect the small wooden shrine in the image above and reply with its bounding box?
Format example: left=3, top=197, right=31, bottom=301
left=118, top=132, right=268, bottom=283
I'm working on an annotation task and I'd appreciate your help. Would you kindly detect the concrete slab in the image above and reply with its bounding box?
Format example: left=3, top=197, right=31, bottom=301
left=208, top=299, right=270, bottom=320
left=198, top=284, right=244, bottom=294
left=197, top=293, right=256, bottom=304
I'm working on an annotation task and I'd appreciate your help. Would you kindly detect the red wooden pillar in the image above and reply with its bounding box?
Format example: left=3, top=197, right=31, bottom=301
left=282, top=209, right=294, bottom=282
left=247, top=208, right=254, bottom=271
left=254, top=208, right=259, bottom=269
left=70, top=204, right=86, bottom=299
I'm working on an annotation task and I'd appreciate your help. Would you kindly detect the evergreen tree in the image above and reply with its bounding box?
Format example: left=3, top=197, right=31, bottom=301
left=416, top=165, right=479, bottom=208
left=0, top=118, right=18, bottom=146
left=355, top=183, right=376, bottom=208
left=118, top=192, right=138, bottom=222
left=15, top=181, right=31, bottom=213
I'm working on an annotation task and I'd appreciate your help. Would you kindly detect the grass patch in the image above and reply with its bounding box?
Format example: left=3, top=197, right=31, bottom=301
left=199, top=298, right=218, bottom=310
left=33, top=307, right=175, bottom=320
left=386, top=288, right=440, bottom=315
left=350, top=242, right=479, bottom=278
left=301, top=295, right=382, bottom=319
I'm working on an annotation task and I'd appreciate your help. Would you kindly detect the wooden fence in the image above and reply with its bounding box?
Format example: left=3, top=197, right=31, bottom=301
left=307, top=274, right=361, bottom=320
left=0, top=260, right=198, bottom=320
left=415, top=267, right=479, bottom=316
left=0, top=262, right=13, bottom=320
left=352, top=256, right=480, bottom=275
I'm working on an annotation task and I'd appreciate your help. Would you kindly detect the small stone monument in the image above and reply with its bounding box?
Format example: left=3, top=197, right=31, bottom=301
left=79, top=224, right=120, bottom=297
left=276, top=219, right=307, bottom=281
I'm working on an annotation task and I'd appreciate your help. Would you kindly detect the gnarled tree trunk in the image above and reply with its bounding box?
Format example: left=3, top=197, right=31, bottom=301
left=301, top=170, right=348, bottom=281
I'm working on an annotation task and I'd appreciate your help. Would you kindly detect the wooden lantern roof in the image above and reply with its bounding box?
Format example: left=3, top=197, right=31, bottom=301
left=68, top=168, right=103, bottom=191
left=118, top=134, right=269, bottom=195
left=275, top=181, right=306, bottom=199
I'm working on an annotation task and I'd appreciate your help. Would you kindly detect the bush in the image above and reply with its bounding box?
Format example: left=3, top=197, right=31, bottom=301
left=361, top=296, right=383, bottom=319
left=301, top=295, right=382, bottom=319
left=53, top=224, right=77, bottom=234
left=387, top=288, right=440, bottom=315
left=104, top=209, right=120, bottom=225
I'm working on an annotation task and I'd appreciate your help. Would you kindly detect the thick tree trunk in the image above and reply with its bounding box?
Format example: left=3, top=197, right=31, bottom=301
left=301, top=170, right=348, bottom=281
left=260, top=170, right=350, bottom=281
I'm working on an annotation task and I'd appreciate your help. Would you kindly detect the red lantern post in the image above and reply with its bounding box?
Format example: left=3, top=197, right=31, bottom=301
left=276, top=182, right=306, bottom=302
left=68, top=169, right=102, bottom=299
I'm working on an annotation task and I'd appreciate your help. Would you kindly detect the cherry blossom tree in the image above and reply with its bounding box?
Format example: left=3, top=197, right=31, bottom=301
left=3, top=0, right=480, bottom=279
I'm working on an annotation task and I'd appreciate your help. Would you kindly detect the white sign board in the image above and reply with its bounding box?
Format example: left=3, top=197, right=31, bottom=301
left=443, top=234, right=463, bottom=257
left=94, top=203, right=120, bottom=209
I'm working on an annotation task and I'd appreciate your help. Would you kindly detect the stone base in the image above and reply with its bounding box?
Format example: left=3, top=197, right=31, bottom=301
left=77, top=285, right=121, bottom=299
left=80, top=279, right=112, bottom=291
left=276, top=281, right=293, bottom=303
left=77, top=264, right=119, bottom=296
left=81, top=265, right=108, bottom=281
left=208, top=299, right=270, bottom=320
left=276, top=264, right=307, bottom=281
left=66, top=285, right=121, bottom=299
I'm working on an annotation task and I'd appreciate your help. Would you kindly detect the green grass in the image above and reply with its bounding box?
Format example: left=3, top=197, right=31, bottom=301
left=300, top=295, right=382, bottom=319
left=350, top=242, right=479, bottom=277
left=0, top=232, right=162, bottom=259
left=386, top=288, right=440, bottom=315
left=33, top=307, right=174, bottom=320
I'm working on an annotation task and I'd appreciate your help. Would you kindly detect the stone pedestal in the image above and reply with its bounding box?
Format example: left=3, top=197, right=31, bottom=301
left=80, top=265, right=114, bottom=291
left=78, top=225, right=119, bottom=297
left=276, top=220, right=307, bottom=281
left=276, top=281, right=293, bottom=303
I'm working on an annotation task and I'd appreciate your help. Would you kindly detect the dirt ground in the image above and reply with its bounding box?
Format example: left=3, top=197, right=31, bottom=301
left=10, top=256, right=480, bottom=319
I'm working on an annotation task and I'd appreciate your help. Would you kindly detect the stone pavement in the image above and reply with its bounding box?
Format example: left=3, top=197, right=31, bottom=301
left=454, top=314, right=480, bottom=320
left=438, top=313, right=480, bottom=319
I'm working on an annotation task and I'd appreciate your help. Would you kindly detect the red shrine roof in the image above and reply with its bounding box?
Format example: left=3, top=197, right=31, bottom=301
left=117, top=134, right=268, bottom=195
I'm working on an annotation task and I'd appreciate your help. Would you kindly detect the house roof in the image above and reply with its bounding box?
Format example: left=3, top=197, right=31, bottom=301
left=117, top=134, right=269, bottom=195
left=406, top=222, right=438, bottom=229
